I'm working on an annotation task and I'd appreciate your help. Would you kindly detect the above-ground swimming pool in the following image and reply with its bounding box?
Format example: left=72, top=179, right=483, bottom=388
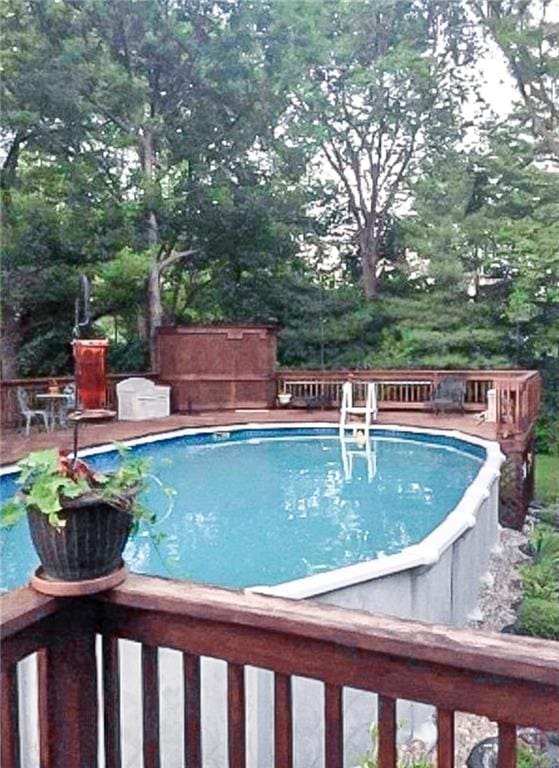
left=2, top=425, right=489, bottom=594
left=3, top=423, right=505, bottom=768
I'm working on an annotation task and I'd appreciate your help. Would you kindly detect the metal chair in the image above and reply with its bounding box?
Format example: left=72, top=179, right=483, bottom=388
left=16, top=387, right=50, bottom=435
left=58, top=383, right=77, bottom=427
left=429, top=377, right=467, bottom=414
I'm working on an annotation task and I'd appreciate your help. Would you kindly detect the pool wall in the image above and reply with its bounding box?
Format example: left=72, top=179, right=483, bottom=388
left=9, top=423, right=504, bottom=768
left=244, top=425, right=503, bottom=768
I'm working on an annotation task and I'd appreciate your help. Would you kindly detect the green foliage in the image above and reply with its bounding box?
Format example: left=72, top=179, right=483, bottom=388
left=529, top=526, right=559, bottom=569
left=538, top=505, right=559, bottom=529
left=516, top=520, right=559, bottom=640
left=0, top=0, right=557, bottom=399
left=536, top=457, right=559, bottom=506
left=0, top=446, right=160, bottom=530
left=517, top=597, right=559, bottom=641
left=519, top=562, right=558, bottom=601
left=517, top=744, right=551, bottom=768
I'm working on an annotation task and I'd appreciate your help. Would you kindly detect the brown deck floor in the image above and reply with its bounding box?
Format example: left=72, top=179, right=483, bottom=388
left=1, top=408, right=497, bottom=466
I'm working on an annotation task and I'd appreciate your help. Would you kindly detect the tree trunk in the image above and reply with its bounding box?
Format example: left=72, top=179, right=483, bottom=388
left=138, top=125, right=161, bottom=369
left=0, top=310, right=24, bottom=378
left=147, top=264, right=162, bottom=372
left=359, top=229, right=379, bottom=299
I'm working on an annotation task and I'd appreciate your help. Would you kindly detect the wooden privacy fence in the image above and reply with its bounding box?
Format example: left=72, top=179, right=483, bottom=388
left=1, top=573, right=558, bottom=768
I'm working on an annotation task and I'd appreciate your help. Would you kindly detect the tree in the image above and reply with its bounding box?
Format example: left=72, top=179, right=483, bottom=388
left=281, top=0, right=476, bottom=298
left=473, top=0, right=559, bottom=163
left=1, top=0, right=310, bottom=370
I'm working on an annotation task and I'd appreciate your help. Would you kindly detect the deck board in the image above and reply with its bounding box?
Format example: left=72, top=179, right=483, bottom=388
left=0, top=409, right=497, bottom=466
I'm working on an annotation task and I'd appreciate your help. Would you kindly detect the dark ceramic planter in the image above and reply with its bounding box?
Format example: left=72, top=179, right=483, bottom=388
left=27, top=494, right=134, bottom=581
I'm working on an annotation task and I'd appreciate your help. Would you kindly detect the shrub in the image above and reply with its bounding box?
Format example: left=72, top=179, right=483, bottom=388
left=520, top=562, right=559, bottom=601
left=529, top=526, right=559, bottom=569
left=517, top=744, right=551, bottom=768
left=517, top=597, right=559, bottom=640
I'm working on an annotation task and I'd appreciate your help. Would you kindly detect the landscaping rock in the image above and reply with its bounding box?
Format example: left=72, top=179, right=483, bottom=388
left=466, top=730, right=559, bottom=768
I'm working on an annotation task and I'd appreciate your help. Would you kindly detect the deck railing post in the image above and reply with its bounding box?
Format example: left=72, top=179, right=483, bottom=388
left=38, top=607, right=98, bottom=768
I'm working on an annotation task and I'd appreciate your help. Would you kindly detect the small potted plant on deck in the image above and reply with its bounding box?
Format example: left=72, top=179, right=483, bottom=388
left=1, top=446, right=167, bottom=595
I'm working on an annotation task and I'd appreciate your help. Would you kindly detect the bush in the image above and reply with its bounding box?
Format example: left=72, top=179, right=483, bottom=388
left=517, top=744, right=551, bottom=768
left=517, top=597, right=559, bottom=640
left=529, top=526, right=559, bottom=569
left=520, top=562, right=558, bottom=601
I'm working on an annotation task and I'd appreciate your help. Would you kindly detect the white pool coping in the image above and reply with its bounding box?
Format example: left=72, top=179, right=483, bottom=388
left=1, top=422, right=506, bottom=601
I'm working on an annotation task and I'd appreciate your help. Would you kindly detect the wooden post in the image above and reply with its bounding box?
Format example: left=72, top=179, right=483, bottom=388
left=38, top=609, right=98, bottom=768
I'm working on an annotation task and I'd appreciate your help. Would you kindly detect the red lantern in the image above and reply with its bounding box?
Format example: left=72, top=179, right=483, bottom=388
left=73, top=339, right=108, bottom=410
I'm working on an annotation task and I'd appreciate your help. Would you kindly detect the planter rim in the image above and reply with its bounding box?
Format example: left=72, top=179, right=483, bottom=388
left=20, top=483, right=140, bottom=514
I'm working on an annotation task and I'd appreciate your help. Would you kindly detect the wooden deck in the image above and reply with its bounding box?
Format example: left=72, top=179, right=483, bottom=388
left=1, top=408, right=497, bottom=466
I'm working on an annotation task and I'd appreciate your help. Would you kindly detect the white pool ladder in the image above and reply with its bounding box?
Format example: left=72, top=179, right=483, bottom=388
left=340, top=436, right=377, bottom=481
left=339, top=380, right=377, bottom=439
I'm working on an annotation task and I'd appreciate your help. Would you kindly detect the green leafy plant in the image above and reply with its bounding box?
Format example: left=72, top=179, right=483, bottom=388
left=517, top=744, right=551, bottom=768
left=520, top=562, right=559, bottom=601
left=354, top=723, right=434, bottom=768
left=529, top=526, right=559, bottom=569
left=0, top=446, right=174, bottom=531
left=517, top=597, right=559, bottom=641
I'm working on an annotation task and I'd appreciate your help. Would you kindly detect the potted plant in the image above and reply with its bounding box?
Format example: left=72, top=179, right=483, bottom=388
left=1, top=446, right=168, bottom=594
left=278, top=391, right=292, bottom=407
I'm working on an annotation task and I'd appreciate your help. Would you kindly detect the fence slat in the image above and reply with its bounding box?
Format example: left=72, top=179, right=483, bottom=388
left=184, top=653, right=201, bottom=768
left=274, top=673, right=293, bottom=768
left=103, top=635, right=121, bottom=768
left=437, top=709, right=455, bottom=768
left=378, top=695, right=397, bottom=768
left=1, top=664, right=20, bottom=768
left=228, top=663, right=246, bottom=768
left=497, top=723, right=517, bottom=768
left=142, top=645, right=160, bottom=768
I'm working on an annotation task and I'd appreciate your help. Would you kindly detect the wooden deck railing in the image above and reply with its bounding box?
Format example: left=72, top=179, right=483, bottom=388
left=1, top=368, right=540, bottom=439
left=1, top=574, right=558, bottom=768
left=277, top=369, right=541, bottom=437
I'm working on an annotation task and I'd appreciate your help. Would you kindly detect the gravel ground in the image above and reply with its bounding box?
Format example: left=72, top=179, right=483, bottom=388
left=453, top=518, right=532, bottom=767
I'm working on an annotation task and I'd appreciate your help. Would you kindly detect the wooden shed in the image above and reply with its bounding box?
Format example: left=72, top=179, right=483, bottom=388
left=156, top=325, right=278, bottom=412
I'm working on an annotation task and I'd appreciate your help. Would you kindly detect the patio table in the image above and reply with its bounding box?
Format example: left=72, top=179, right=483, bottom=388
left=36, top=393, right=72, bottom=431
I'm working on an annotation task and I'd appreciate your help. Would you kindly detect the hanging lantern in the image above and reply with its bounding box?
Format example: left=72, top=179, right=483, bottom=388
left=73, top=339, right=109, bottom=410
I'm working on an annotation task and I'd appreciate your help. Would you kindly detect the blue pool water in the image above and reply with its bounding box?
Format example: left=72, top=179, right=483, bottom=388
left=0, top=429, right=484, bottom=592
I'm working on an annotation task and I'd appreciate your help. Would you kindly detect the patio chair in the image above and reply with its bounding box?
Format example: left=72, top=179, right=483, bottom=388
left=16, top=387, right=50, bottom=436
left=58, top=383, right=77, bottom=427
left=429, top=377, right=467, bottom=414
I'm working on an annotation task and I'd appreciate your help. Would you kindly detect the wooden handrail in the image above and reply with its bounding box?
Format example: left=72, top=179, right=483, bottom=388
left=95, top=575, right=557, bottom=690
left=1, top=574, right=558, bottom=768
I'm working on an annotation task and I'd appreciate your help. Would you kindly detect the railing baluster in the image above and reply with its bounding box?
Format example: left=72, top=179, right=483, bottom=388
left=184, top=653, right=201, bottom=768
left=274, top=673, right=293, bottom=768
left=228, top=663, right=246, bottom=768
left=497, top=723, right=516, bottom=768
left=378, top=695, right=397, bottom=768
left=103, top=635, right=121, bottom=768
left=142, top=645, right=160, bottom=768
left=437, top=709, right=454, bottom=768
left=324, top=683, right=343, bottom=767
left=1, top=663, right=20, bottom=768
